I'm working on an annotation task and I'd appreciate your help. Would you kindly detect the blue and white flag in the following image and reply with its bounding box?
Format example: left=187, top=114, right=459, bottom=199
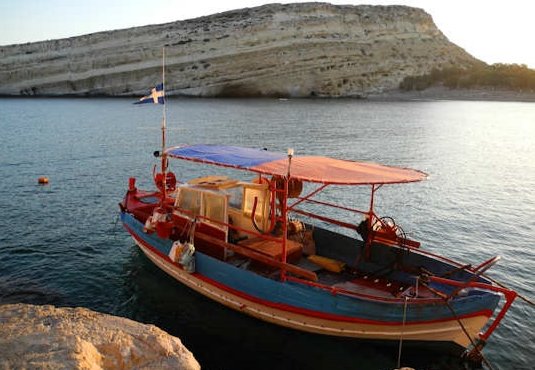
left=134, top=83, right=165, bottom=104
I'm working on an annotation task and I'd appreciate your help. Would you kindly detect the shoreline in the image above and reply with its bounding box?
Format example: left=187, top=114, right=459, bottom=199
left=1, top=87, right=535, bottom=103
left=368, top=86, right=535, bottom=103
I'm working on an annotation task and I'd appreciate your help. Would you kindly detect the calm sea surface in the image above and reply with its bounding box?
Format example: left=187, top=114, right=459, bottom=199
left=0, top=98, right=534, bottom=369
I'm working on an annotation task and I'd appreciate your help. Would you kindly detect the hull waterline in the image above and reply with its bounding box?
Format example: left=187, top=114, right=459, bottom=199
left=124, top=218, right=491, bottom=348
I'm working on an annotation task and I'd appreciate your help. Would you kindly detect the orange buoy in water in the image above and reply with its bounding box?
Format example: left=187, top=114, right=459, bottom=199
left=38, top=176, right=49, bottom=185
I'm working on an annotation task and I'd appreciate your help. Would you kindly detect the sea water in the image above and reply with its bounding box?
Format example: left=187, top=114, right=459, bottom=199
left=0, top=97, right=534, bottom=369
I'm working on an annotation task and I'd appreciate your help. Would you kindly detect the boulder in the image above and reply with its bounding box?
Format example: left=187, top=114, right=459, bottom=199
left=0, top=303, right=200, bottom=370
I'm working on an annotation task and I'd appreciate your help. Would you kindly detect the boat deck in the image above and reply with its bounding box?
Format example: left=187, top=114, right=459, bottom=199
left=227, top=251, right=436, bottom=300
left=332, top=275, right=436, bottom=299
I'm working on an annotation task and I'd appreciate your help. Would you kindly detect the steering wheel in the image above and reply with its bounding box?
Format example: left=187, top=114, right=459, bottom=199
left=372, top=217, right=405, bottom=237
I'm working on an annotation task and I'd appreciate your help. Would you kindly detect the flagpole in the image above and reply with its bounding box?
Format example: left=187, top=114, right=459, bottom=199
left=162, top=47, right=166, bottom=154
left=161, top=47, right=167, bottom=201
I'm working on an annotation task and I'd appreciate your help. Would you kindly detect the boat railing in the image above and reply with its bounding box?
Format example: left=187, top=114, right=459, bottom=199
left=287, top=195, right=420, bottom=250
left=290, top=208, right=359, bottom=231
left=289, top=196, right=369, bottom=216
left=425, top=275, right=517, bottom=342
left=287, top=195, right=367, bottom=232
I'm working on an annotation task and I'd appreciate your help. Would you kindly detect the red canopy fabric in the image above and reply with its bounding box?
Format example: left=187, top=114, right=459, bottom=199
left=254, top=156, right=427, bottom=185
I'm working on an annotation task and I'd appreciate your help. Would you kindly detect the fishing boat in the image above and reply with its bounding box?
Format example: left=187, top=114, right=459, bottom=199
left=120, top=82, right=517, bottom=361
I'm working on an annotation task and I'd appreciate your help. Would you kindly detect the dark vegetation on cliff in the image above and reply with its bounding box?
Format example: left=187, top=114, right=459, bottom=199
left=400, top=63, right=535, bottom=92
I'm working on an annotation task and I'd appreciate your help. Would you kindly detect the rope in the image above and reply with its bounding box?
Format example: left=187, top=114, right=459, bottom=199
left=112, top=214, right=120, bottom=231
left=112, top=214, right=122, bottom=242
left=419, top=264, right=526, bottom=369
left=397, top=296, right=409, bottom=368
left=435, top=262, right=533, bottom=307
left=443, top=299, right=496, bottom=370
left=482, top=273, right=535, bottom=307
left=419, top=277, right=496, bottom=370
left=188, top=219, right=196, bottom=244
left=179, top=217, right=194, bottom=240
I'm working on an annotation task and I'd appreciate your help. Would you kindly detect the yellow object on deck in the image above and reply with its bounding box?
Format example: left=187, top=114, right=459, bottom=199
left=188, top=175, right=238, bottom=189
left=307, top=255, right=346, bottom=273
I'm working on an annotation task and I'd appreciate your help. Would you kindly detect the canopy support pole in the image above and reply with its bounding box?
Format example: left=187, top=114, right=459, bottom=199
left=364, top=184, right=382, bottom=259
left=280, top=149, right=294, bottom=281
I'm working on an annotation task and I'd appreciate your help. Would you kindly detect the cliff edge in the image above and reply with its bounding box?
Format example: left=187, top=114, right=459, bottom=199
left=0, top=2, right=479, bottom=97
left=0, top=303, right=200, bottom=370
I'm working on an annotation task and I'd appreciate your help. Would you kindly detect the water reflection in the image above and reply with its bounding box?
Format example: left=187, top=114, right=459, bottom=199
left=118, top=247, right=468, bottom=370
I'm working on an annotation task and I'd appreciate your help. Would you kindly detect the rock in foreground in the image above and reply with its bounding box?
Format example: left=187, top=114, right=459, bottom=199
left=0, top=303, right=200, bottom=370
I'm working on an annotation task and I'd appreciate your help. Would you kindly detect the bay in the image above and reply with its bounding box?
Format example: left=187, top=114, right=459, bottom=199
left=0, top=97, right=534, bottom=369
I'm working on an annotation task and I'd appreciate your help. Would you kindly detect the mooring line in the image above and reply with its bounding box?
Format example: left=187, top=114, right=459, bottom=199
left=443, top=299, right=496, bottom=370
left=482, top=273, right=534, bottom=307
left=397, top=296, right=409, bottom=369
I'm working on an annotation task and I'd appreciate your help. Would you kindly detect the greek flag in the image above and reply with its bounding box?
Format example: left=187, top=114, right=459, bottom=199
left=134, top=83, right=165, bottom=104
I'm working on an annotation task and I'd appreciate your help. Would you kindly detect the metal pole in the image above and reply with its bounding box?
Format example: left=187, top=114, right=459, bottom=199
left=280, top=149, right=294, bottom=281
left=160, top=47, right=168, bottom=201
left=364, top=184, right=376, bottom=259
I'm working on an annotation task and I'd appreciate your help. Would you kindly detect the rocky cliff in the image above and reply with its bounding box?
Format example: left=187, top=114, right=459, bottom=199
left=0, top=2, right=479, bottom=97
left=0, top=304, right=200, bottom=370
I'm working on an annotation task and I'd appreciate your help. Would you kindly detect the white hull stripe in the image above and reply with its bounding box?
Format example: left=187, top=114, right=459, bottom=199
left=135, top=240, right=486, bottom=347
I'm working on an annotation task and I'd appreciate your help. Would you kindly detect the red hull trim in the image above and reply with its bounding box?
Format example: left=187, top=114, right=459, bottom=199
left=123, top=221, right=493, bottom=328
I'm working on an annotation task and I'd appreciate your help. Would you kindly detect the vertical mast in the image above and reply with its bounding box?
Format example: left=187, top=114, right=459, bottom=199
left=161, top=47, right=168, bottom=200
left=162, top=47, right=167, bottom=169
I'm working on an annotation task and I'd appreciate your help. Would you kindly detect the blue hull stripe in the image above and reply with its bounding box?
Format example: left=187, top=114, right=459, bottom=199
left=121, top=212, right=499, bottom=323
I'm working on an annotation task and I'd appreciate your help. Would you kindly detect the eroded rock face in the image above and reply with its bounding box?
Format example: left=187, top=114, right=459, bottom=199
left=0, top=304, right=200, bottom=370
left=0, top=3, right=478, bottom=97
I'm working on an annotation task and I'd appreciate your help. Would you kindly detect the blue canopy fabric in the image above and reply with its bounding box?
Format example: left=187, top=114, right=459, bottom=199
left=166, top=144, right=286, bottom=168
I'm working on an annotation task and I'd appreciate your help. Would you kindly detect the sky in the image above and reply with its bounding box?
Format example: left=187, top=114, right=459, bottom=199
left=1, top=0, right=534, bottom=68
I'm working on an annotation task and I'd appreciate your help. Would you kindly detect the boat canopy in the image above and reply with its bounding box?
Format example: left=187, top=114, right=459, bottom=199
left=166, top=144, right=427, bottom=185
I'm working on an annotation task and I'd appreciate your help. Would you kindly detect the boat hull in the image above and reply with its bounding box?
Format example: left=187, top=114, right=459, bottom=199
left=122, top=212, right=494, bottom=348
